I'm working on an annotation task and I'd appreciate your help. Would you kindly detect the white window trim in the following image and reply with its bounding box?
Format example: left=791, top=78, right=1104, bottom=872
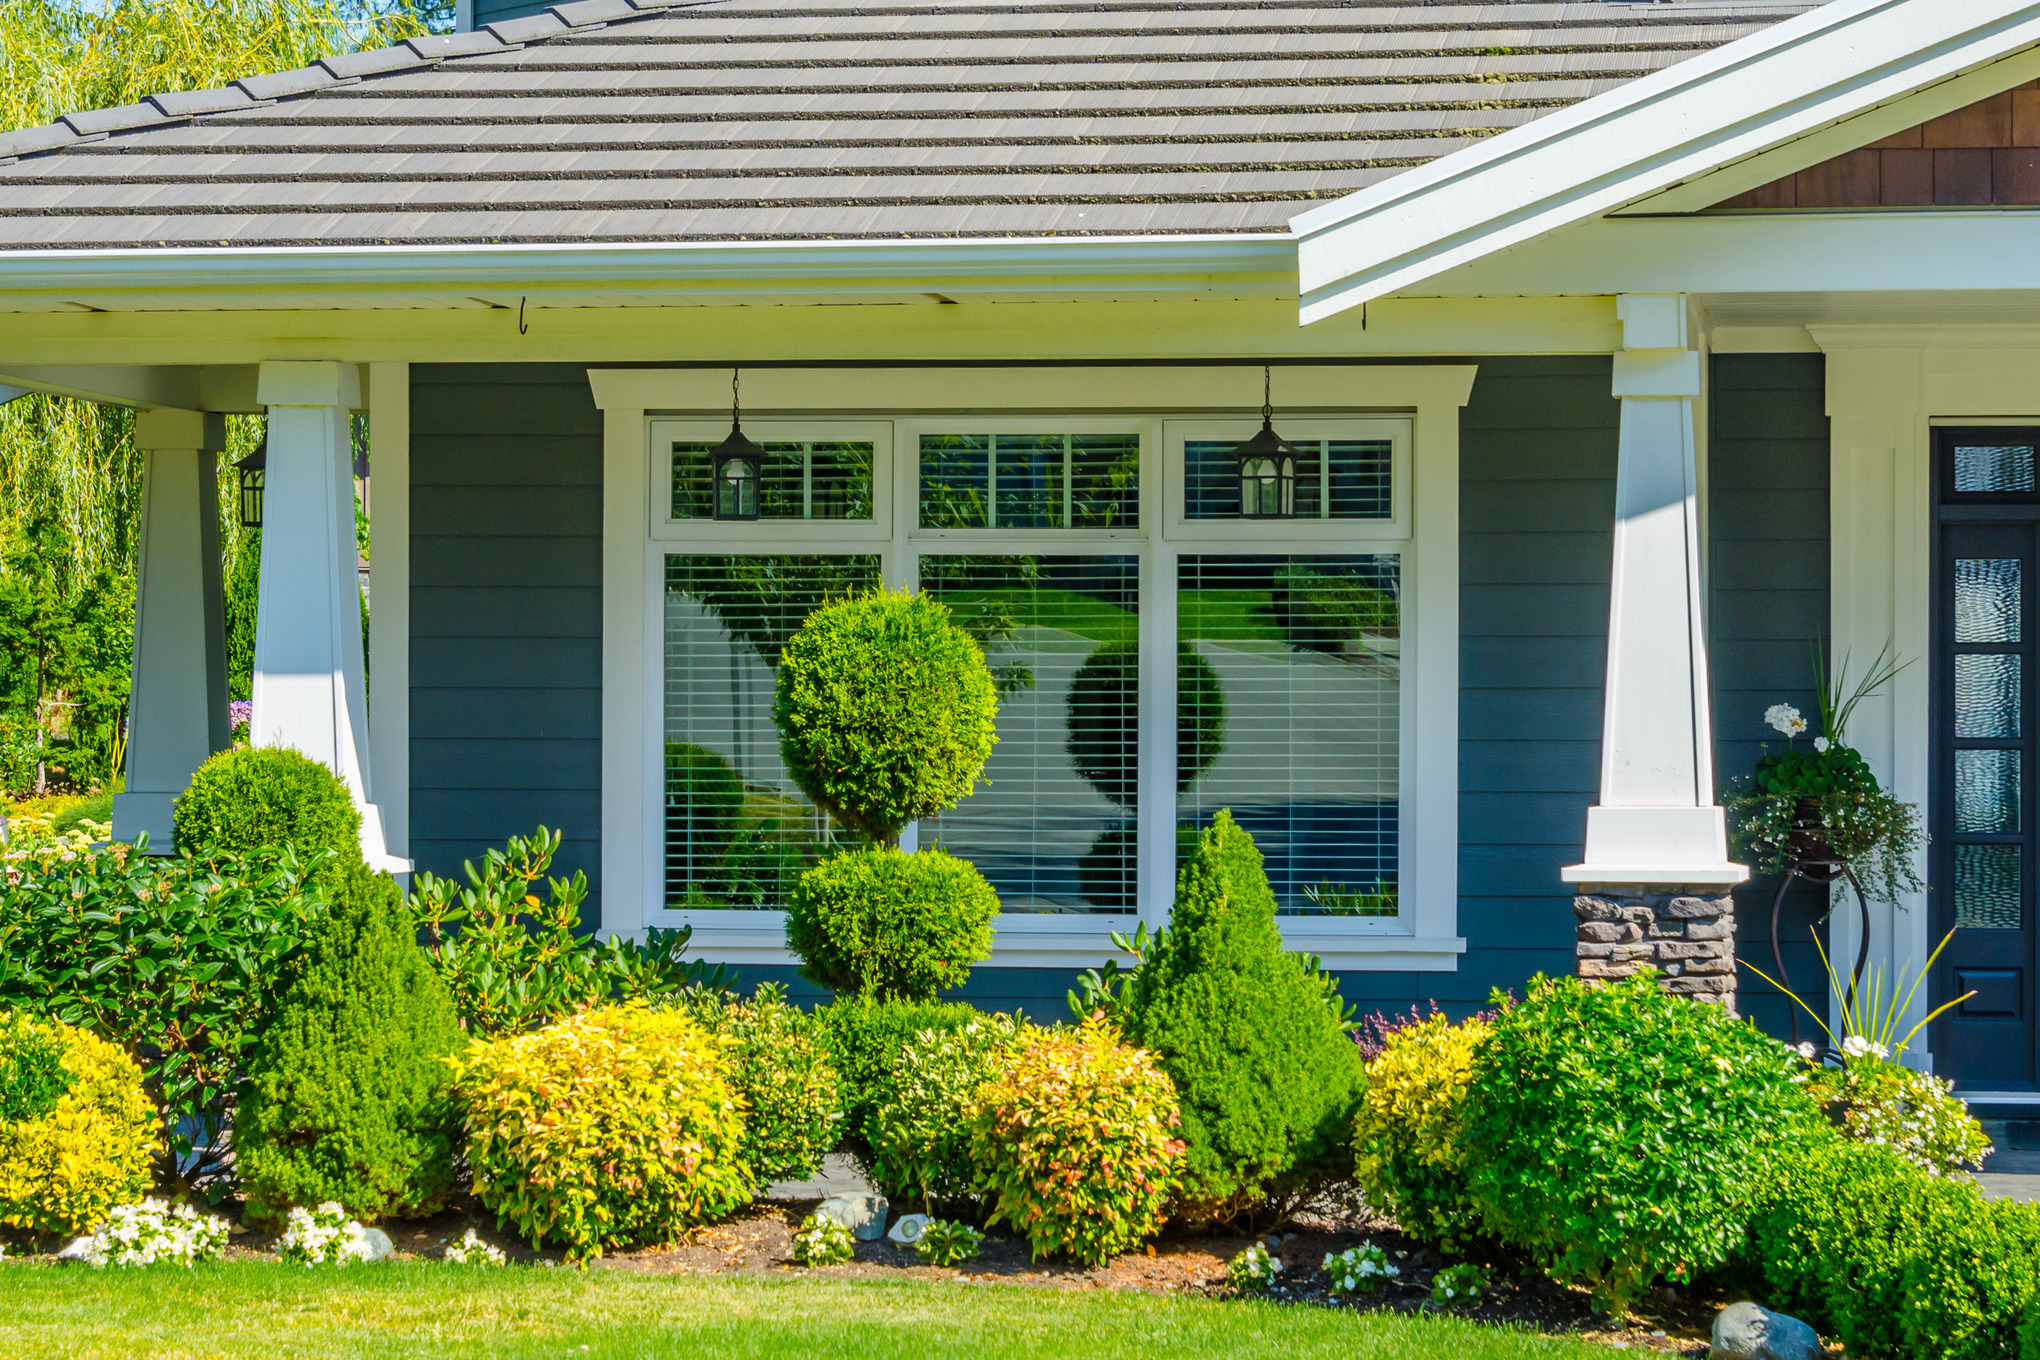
left=591, top=365, right=1473, bottom=971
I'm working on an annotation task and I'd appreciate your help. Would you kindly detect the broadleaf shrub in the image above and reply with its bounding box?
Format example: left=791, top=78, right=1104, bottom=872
left=0, top=1015, right=155, bottom=1236
left=785, top=844, right=997, bottom=999
left=865, top=1012, right=1021, bottom=1210
left=411, top=827, right=726, bottom=1035
left=1352, top=1010, right=1489, bottom=1249
left=172, top=746, right=362, bottom=877
left=1116, top=811, right=1366, bottom=1223
left=0, top=839, right=326, bottom=1188
left=772, top=588, right=998, bottom=845
left=686, top=983, right=841, bottom=1191
left=1460, top=972, right=1818, bottom=1316
left=970, top=1018, right=1183, bottom=1266
left=813, top=995, right=983, bottom=1147
left=234, top=861, right=464, bottom=1224
left=452, top=1003, right=751, bottom=1262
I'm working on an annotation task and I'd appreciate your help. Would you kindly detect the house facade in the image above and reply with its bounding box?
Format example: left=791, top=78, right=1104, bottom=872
left=3, top=0, right=2038, bottom=1101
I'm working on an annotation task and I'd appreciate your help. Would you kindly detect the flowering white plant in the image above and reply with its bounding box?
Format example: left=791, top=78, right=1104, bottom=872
left=1431, top=1261, right=1486, bottom=1306
left=790, top=1213, right=855, bottom=1267
left=443, top=1228, right=506, bottom=1266
left=1765, top=704, right=1808, bottom=738
left=83, top=1199, right=230, bottom=1269
left=1840, top=1034, right=1890, bottom=1061
left=1226, top=1242, right=1281, bottom=1289
left=1323, top=1243, right=1398, bottom=1294
left=278, top=1203, right=373, bottom=1266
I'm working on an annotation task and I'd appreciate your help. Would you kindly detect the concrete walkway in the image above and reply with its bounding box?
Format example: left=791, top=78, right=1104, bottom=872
left=1979, top=1126, right=2040, bottom=1202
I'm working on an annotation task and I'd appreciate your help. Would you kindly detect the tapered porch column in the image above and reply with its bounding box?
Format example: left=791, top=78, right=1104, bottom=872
left=252, top=362, right=406, bottom=872
left=1564, top=296, right=1745, bottom=1006
left=112, top=409, right=230, bottom=850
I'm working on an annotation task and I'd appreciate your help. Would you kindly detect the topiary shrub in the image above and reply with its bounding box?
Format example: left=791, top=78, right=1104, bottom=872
left=971, top=1018, right=1182, bottom=1265
left=866, top=1012, right=1022, bottom=1211
left=1461, top=971, right=1819, bottom=1316
left=1352, top=1010, right=1489, bottom=1250
left=173, top=746, right=361, bottom=875
left=772, top=588, right=998, bottom=846
left=687, top=984, right=841, bottom=1192
left=1064, top=640, right=1224, bottom=811
left=451, top=1002, right=751, bottom=1262
left=784, top=844, right=997, bottom=998
left=234, top=861, right=464, bottom=1224
left=665, top=742, right=745, bottom=881
left=1115, top=810, right=1367, bottom=1224
left=0, top=1014, right=156, bottom=1236
left=813, top=995, right=985, bottom=1148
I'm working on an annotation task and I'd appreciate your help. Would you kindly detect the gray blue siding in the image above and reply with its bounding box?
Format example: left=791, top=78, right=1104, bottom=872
left=409, top=363, right=605, bottom=921
left=1708, top=352, right=1832, bottom=1037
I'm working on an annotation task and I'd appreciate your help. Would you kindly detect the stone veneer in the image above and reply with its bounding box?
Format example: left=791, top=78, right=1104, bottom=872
left=1572, top=885, right=1737, bottom=1015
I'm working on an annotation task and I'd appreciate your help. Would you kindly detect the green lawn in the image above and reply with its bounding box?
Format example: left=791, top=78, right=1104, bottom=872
left=0, top=1263, right=1602, bottom=1360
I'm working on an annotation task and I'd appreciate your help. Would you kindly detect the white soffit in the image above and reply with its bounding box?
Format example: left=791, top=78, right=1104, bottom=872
left=1290, top=0, right=2040, bottom=325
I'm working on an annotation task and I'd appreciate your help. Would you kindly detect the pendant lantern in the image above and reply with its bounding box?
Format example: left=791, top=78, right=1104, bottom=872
left=235, top=441, right=266, bottom=529
left=1231, top=365, right=1298, bottom=520
left=711, top=367, right=765, bottom=522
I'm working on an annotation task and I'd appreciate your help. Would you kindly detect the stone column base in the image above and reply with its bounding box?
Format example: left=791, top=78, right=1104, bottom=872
left=1573, top=884, right=1737, bottom=1015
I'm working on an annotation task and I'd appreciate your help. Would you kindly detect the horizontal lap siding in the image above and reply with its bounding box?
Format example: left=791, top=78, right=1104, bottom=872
left=1709, top=353, right=1832, bottom=1039
left=409, top=364, right=605, bottom=923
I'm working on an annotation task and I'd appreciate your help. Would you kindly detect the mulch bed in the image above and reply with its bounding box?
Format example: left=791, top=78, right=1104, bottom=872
left=129, top=1194, right=1779, bottom=1356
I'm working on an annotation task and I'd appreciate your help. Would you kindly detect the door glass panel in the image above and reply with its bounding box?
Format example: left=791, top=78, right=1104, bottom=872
left=1957, top=749, right=2022, bottom=834
left=1956, top=558, right=2023, bottom=643
left=1955, top=443, right=2037, bottom=494
left=1956, top=653, right=2023, bottom=738
left=1956, top=843, right=2024, bottom=930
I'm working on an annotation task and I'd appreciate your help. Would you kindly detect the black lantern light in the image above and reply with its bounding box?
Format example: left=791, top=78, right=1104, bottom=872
left=711, top=367, right=765, bottom=521
left=1231, top=365, right=1298, bottom=519
left=235, top=441, right=266, bottom=529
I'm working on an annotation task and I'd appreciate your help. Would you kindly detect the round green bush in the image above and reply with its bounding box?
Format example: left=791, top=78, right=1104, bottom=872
left=785, top=844, right=998, bottom=999
left=665, top=742, right=745, bottom=879
left=1064, top=640, right=1224, bottom=811
left=234, top=861, right=464, bottom=1224
left=866, top=1012, right=1021, bottom=1210
left=173, top=746, right=361, bottom=874
left=0, top=1015, right=156, bottom=1237
left=1460, top=971, right=1820, bottom=1317
left=687, top=984, right=842, bottom=1192
left=772, top=589, right=998, bottom=844
left=814, top=995, right=985, bottom=1147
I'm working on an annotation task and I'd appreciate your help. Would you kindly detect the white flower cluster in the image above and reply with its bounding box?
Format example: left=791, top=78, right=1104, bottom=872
left=1841, top=1034, right=1892, bottom=1060
left=1430, top=1261, right=1487, bottom=1306
left=83, top=1200, right=230, bottom=1269
left=790, top=1213, right=855, bottom=1267
left=278, top=1203, right=373, bottom=1266
left=443, top=1228, right=507, bottom=1266
left=1323, top=1243, right=1398, bottom=1295
left=1226, top=1242, right=1281, bottom=1289
left=1765, top=704, right=1808, bottom=738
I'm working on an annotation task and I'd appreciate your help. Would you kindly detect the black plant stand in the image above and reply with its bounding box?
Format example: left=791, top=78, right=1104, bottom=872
left=1767, top=851, right=1873, bottom=1046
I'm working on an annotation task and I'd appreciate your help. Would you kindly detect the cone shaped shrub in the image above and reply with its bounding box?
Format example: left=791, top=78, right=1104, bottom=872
left=234, top=862, right=463, bottom=1223
left=1117, top=811, right=1366, bottom=1223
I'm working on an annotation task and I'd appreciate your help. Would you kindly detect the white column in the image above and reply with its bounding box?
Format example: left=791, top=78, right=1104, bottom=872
left=1564, top=295, right=1746, bottom=887
left=113, top=409, right=228, bottom=850
left=252, top=361, right=407, bottom=873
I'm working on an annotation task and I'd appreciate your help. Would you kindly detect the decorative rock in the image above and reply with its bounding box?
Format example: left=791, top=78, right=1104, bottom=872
left=361, top=1227, right=396, bottom=1262
left=886, top=1213, right=930, bottom=1246
left=53, top=1235, right=96, bottom=1262
left=817, top=1192, right=889, bottom=1241
left=1711, top=1302, right=1821, bottom=1360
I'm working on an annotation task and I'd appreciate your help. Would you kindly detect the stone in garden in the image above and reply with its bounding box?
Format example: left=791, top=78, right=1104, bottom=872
left=54, top=1235, right=95, bottom=1262
left=1711, top=1302, right=1821, bottom=1360
left=817, top=1192, right=889, bottom=1240
left=886, top=1213, right=930, bottom=1245
left=361, top=1227, right=396, bottom=1262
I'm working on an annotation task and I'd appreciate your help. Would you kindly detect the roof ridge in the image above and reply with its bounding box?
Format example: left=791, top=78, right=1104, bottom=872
left=0, top=0, right=727, bottom=164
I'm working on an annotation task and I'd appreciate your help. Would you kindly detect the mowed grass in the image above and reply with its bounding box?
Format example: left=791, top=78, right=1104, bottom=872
left=0, top=1262, right=1602, bottom=1360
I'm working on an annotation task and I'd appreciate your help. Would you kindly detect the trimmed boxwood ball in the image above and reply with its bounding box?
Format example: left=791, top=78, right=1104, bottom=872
left=1065, top=640, right=1224, bottom=811
left=173, top=745, right=362, bottom=876
left=1117, top=810, right=1367, bottom=1225
left=785, top=845, right=997, bottom=998
left=772, top=589, right=998, bottom=845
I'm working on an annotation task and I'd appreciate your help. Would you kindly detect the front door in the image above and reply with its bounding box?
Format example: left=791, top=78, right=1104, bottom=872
left=1933, top=427, right=2040, bottom=1089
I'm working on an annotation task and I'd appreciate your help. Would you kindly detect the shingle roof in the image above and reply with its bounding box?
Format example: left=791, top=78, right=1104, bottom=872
left=0, top=0, right=1816, bottom=250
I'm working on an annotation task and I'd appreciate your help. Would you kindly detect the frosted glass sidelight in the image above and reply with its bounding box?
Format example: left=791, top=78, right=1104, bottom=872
left=1955, top=558, right=2022, bottom=643
left=1956, top=748, right=2022, bottom=835
left=1955, top=843, right=2023, bottom=930
left=1955, top=653, right=2022, bottom=739
left=1954, top=444, right=2037, bottom=494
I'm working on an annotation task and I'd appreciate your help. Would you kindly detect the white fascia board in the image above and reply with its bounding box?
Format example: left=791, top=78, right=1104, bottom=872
left=1291, top=0, right=2040, bottom=325
left=0, top=234, right=1297, bottom=309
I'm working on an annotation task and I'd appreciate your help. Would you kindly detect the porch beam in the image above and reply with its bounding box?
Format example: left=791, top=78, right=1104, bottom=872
left=112, top=408, right=229, bottom=850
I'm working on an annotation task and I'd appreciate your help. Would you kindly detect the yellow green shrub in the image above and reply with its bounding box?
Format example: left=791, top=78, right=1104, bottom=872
left=0, top=1015, right=156, bottom=1236
left=1352, top=1011, right=1488, bottom=1248
left=451, top=1003, right=752, bottom=1262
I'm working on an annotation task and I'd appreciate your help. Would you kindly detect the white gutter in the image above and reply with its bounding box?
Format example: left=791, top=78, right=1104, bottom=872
left=0, top=234, right=1299, bottom=307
